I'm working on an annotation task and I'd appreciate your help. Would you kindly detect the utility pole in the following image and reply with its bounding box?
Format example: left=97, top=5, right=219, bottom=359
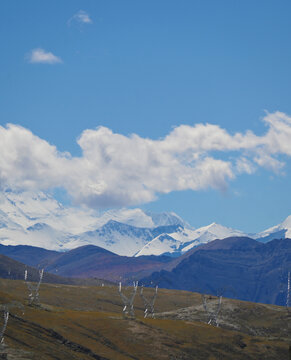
left=118, top=282, right=138, bottom=318
left=140, top=285, right=158, bottom=318
left=201, top=293, right=223, bottom=327
left=24, top=268, right=44, bottom=306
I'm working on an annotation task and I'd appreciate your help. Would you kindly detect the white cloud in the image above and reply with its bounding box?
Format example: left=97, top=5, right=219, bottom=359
left=235, top=157, right=255, bottom=175
left=68, top=10, right=93, bottom=25
left=27, top=48, right=62, bottom=64
left=1, top=111, right=291, bottom=208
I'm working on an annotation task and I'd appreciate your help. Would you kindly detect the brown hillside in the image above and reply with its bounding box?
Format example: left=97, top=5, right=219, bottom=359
left=0, top=278, right=289, bottom=359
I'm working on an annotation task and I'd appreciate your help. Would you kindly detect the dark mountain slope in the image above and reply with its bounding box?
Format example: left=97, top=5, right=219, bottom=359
left=141, top=237, right=291, bottom=306
left=162, top=236, right=262, bottom=271
left=0, top=253, right=110, bottom=286
left=44, top=245, right=173, bottom=282
left=0, top=244, right=59, bottom=267
left=0, top=243, right=174, bottom=282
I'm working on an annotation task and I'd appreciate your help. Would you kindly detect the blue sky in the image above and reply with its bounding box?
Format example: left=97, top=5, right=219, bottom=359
left=1, top=0, right=291, bottom=232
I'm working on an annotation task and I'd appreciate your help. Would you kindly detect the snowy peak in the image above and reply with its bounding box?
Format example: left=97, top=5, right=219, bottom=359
left=1, top=189, right=290, bottom=257
left=281, top=215, right=291, bottom=229
left=135, top=234, right=182, bottom=257
left=192, top=222, right=246, bottom=239
left=0, top=189, right=194, bottom=255
left=96, top=208, right=155, bottom=228
left=0, top=190, right=97, bottom=234
left=75, top=221, right=184, bottom=256
left=144, top=211, right=191, bottom=228
left=255, top=215, right=291, bottom=242
left=0, top=189, right=63, bottom=224
left=135, top=222, right=248, bottom=257
left=0, top=190, right=186, bottom=231
left=96, top=209, right=190, bottom=229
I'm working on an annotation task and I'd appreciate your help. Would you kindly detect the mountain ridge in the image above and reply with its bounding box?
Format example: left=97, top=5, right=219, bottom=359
left=0, top=243, right=175, bottom=282
left=1, top=190, right=291, bottom=257
left=140, top=237, right=291, bottom=306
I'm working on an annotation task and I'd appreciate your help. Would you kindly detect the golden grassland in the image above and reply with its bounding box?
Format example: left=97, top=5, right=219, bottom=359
left=0, top=278, right=289, bottom=359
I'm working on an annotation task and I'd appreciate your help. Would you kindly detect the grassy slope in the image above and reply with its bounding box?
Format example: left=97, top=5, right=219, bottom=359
left=0, top=278, right=289, bottom=360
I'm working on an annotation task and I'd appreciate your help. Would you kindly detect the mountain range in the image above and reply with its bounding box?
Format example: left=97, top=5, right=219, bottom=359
left=0, top=243, right=174, bottom=282
left=0, top=251, right=110, bottom=287
left=0, top=189, right=291, bottom=257
left=0, top=237, right=289, bottom=306
left=141, top=237, right=291, bottom=306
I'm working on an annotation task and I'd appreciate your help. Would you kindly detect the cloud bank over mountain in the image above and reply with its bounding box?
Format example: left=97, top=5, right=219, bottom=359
left=0, top=111, right=291, bottom=208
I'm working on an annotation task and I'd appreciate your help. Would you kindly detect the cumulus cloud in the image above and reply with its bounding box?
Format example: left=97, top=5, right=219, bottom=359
left=68, top=10, right=93, bottom=25
left=27, top=48, right=62, bottom=64
left=1, top=111, right=291, bottom=208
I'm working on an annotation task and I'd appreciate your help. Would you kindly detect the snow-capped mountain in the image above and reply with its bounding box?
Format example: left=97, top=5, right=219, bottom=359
left=135, top=222, right=247, bottom=256
left=255, top=215, right=291, bottom=242
left=68, top=221, right=183, bottom=256
left=0, top=190, right=98, bottom=234
left=135, top=234, right=184, bottom=257
left=94, top=208, right=189, bottom=229
left=0, top=190, right=187, bottom=234
left=0, top=190, right=192, bottom=253
left=0, top=189, right=289, bottom=257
